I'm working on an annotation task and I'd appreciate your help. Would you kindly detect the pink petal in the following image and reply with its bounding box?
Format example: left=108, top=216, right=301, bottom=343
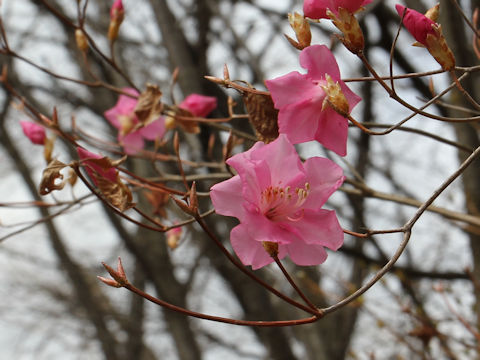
left=76, top=147, right=118, bottom=184
left=285, top=241, right=328, bottom=266
left=303, top=157, right=344, bottom=208
left=210, top=175, right=246, bottom=220
left=278, top=98, right=323, bottom=144
left=227, top=142, right=269, bottom=203
left=395, top=4, right=436, bottom=45
left=303, top=0, right=332, bottom=19
left=121, top=132, right=145, bottom=155
left=265, top=72, right=318, bottom=109
left=337, top=0, right=372, bottom=13
left=300, top=45, right=341, bottom=81
left=20, top=121, right=46, bottom=145
left=249, top=135, right=305, bottom=187
left=286, top=209, right=343, bottom=250
left=138, top=118, right=166, bottom=140
left=230, top=224, right=276, bottom=269
left=314, top=107, right=349, bottom=156
left=179, top=94, right=217, bottom=117
left=242, top=211, right=296, bottom=245
left=104, top=88, right=139, bottom=129
left=341, top=81, right=362, bottom=110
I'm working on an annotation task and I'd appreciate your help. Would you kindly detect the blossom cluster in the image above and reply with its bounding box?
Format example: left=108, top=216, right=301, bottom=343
left=20, top=0, right=455, bottom=272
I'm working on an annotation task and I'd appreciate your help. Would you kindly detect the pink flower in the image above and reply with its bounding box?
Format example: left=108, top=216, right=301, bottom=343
left=304, top=0, right=371, bottom=19
left=110, top=0, right=124, bottom=21
left=104, top=88, right=165, bottom=155
left=179, top=94, right=217, bottom=117
left=20, top=121, right=46, bottom=145
left=265, top=45, right=361, bottom=156
left=210, top=134, right=344, bottom=270
left=395, top=4, right=436, bottom=46
left=77, top=147, right=118, bottom=185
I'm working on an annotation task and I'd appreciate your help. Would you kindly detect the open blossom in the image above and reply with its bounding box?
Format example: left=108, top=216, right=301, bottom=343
left=395, top=4, right=455, bottom=71
left=77, top=147, right=118, bottom=185
left=179, top=94, right=217, bottom=117
left=304, top=0, right=371, bottom=19
left=210, top=134, right=344, bottom=270
left=20, top=121, right=46, bottom=145
left=104, top=88, right=165, bottom=155
left=265, top=45, right=361, bottom=156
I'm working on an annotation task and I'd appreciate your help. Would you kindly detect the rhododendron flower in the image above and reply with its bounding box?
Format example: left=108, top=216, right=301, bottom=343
left=265, top=45, right=361, bottom=156
left=179, top=94, right=217, bottom=117
left=77, top=147, right=118, bottom=185
left=20, top=121, right=46, bottom=145
left=210, top=134, right=344, bottom=270
left=104, top=88, right=165, bottom=155
left=304, top=0, right=371, bottom=19
left=395, top=4, right=455, bottom=71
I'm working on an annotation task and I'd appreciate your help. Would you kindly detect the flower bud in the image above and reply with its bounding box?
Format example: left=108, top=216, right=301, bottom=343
left=108, top=0, right=125, bottom=42
left=75, top=29, right=89, bottom=52
left=327, top=8, right=365, bottom=54
left=20, top=121, right=46, bottom=145
left=166, top=226, right=182, bottom=250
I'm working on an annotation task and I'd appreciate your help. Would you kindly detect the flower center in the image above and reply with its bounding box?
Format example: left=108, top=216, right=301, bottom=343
left=118, top=114, right=136, bottom=135
left=260, top=183, right=310, bottom=222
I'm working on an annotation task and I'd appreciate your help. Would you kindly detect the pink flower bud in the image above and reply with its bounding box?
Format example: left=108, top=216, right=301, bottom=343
left=179, top=94, right=217, bottom=117
left=395, top=4, right=436, bottom=46
left=20, top=121, right=46, bottom=145
left=110, top=0, right=124, bottom=21
left=396, top=4, right=455, bottom=71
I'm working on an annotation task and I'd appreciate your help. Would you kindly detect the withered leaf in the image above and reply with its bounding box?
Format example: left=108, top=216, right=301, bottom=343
left=134, top=84, right=163, bottom=126
left=243, top=92, right=279, bottom=143
left=39, top=159, right=68, bottom=195
left=96, top=176, right=135, bottom=212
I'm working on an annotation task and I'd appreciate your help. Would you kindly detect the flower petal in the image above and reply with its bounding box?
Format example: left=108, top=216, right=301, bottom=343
left=121, top=132, right=145, bottom=155
left=278, top=98, right=322, bottom=144
left=210, top=175, right=246, bottom=220
left=300, top=45, right=341, bottom=81
left=266, top=71, right=319, bottom=109
left=230, top=224, right=275, bottom=269
left=250, top=135, right=305, bottom=187
left=303, top=157, right=344, bottom=208
left=285, top=209, right=343, bottom=250
left=138, top=118, right=166, bottom=140
left=286, top=241, right=328, bottom=266
left=314, top=107, right=348, bottom=156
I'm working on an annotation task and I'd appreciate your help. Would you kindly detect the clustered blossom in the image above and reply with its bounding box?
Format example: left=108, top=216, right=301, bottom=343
left=210, top=135, right=344, bottom=270
left=303, top=0, right=371, bottom=19
left=20, top=121, right=46, bottom=145
left=104, top=88, right=165, bottom=155
left=265, top=45, right=361, bottom=156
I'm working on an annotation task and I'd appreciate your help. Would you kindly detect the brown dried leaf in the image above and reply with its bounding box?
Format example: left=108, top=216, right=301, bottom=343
left=175, top=107, right=201, bottom=134
left=243, top=92, right=279, bottom=143
left=39, top=159, right=68, bottom=195
left=96, top=176, right=135, bottom=212
left=134, top=84, right=163, bottom=125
